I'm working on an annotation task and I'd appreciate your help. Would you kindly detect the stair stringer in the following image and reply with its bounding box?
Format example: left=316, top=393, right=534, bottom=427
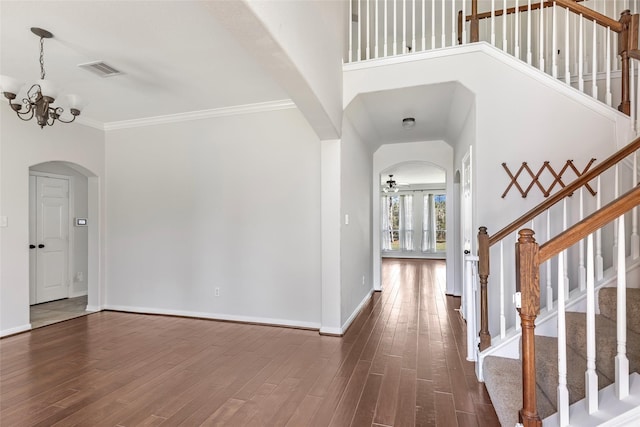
left=476, top=255, right=640, bottom=382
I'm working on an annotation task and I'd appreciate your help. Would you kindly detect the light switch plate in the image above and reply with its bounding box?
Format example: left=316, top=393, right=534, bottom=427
left=0, top=216, right=7, bottom=227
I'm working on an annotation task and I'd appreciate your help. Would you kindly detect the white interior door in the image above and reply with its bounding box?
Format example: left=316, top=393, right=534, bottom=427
left=33, top=176, right=69, bottom=303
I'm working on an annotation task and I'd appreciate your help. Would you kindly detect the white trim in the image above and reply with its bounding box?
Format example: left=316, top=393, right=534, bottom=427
left=103, top=99, right=296, bottom=131
left=0, top=324, right=32, bottom=337
left=341, top=289, right=374, bottom=332
left=343, top=42, right=627, bottom=121
left=69, top=290, right=88, bottom=298
left=76, top=116, right=105, bottom=130
left=85, top=305, right=101, bottom=312
left=102, top=304, right=321, bottom=330
left=319, top=326, right=343, bottom=335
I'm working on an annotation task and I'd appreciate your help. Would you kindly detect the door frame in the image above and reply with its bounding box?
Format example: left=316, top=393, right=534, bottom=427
left=29, top=171, right=74, bottom=304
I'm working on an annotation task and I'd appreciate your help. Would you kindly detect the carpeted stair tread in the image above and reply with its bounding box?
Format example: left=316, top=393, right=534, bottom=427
left=565, top=311, right=640, bottom=381
left=533, top=335, right=613, bottom=408
left=484, top=355, right=555, bottom=427
left=598, top=287, right=640, bottom=335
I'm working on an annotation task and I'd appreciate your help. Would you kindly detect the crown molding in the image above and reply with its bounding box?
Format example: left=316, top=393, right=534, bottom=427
left=101, top=99, right=296, bottom=131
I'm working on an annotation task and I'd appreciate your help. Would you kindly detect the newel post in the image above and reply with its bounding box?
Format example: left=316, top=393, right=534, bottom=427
left=516, top=229, right=542, bottom=427
left=470, top=0, right=479, bottom=43
left=478, top=226, right=491, bottom=351
left=619, top=10, right=632, bottom=115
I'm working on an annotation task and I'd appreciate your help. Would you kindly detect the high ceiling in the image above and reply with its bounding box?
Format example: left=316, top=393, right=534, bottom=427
left=0, top=1, right=288, bottom=126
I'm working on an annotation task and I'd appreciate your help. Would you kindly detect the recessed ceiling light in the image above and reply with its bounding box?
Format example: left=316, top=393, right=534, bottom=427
left=402, top=117, right=415, bottom=129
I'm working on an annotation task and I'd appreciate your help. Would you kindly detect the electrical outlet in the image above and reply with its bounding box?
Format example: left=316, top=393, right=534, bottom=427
left=215, top=287, right=220, bottom=297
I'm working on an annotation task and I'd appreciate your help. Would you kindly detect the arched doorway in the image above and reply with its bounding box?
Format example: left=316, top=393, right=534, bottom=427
left=28, top=161, right=99, bottom=327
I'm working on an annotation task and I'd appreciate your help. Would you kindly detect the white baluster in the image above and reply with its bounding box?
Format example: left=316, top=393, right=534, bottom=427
left=491, top=0, right=496, bottom=45
left=527, top=0, right=532, bottom=64
left=613, top=1, right=619, bottom=72
left=451, top=0, right=455, bottom=46
left=431, top=0, right=435, bottom=49
left=515, top=0, right=520, bottom=60
left=441, top=0, right=446, bottom=48
left=460, top=0, right=465, bottom=45
left=500, top=240, right=506, bottom=338
left=565, top=6, right=570, bottom=84
left=616, top=214, right=630, bottom=399
left=596, top=176, right=604, bottom=280
left=366, top=0, right=370, bottom=59
left=375, top=0, right=379, bottom=58
left=358, top=0, right=362, bottom=60
left=384, top=0, right=388, bottom=56
left=633, top=151, right=639, bottom=258
left=579, top=188, right=586, bottom=291
left=633, top=60, right=637, bottom=134
left=606, top=29, right=612, bottom=106
left=348, top=0, right=353, bottom=62
left=579, top=15, right=584, bottom=92
left=547, top=210, right=553, bottom=311
left=515, top=233, right=521, bottom=332
left=557, top=251, right=570, bottom=427
left=592, top=20, right=598, bottom=100
left=585, top=233, right=598, bottom=413
left=421, top=0, right=426, bottom=50
left=394, top=0, right=397, bottom=55
left=563, top=198, right=569, bottom=299
left=402, top=0, right=406, bottom=53
left=539, top=0, right=545, bottom=71
left=412, top=0, right=416, bottom=52
left=552, top=2, right=558, bottom=78
left=614, top=164, right=619, bottom=269
left=503, top=0, right=507, bottom=51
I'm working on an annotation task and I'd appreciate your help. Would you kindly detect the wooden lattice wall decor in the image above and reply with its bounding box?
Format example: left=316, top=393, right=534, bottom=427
left=501, top=159, right=597, bottom=198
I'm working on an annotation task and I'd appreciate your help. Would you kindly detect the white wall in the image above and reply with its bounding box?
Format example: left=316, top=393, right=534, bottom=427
left=29, top=162, right=89, bottom=297
left=0, top=110, right=105, bottom=336
left=373, top=141, right=455, bottom=293
left=104, top=107, right=322, bottom=328
left=340, top=120, right=373, bottom=327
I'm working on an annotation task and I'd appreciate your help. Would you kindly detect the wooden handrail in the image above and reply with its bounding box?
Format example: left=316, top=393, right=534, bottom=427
left=539, top=184, right=640, bottom=262
left=489, top=136, right=640, bottom=246
left=463, top=0, right=622, bottom=32
left=464, top=0, right=584, bottom=24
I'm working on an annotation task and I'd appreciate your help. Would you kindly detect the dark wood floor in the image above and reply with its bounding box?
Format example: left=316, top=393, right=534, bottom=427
left=0, top=259, right=499, bottom=426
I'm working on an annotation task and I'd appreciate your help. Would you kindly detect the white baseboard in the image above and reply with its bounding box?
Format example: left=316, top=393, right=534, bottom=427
left=341, top=289, right=374, bottom=333
left=102, top=304, right=321, bottom=330
left=0, top=323, right=32, bottom=338
left=85, top=305, right=102, bottom=312
left=69, top=290, right=88, bottom=298
left=319, top=326, right=343, bottom=335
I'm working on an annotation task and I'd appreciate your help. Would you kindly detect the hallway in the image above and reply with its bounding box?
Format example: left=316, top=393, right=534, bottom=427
left=0, top=259, right=498, bottom=426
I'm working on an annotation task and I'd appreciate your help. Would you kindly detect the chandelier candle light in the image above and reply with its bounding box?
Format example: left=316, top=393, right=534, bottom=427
left=1, top=28, right=83, bottom=128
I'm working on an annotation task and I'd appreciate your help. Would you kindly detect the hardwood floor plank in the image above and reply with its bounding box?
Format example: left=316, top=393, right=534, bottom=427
left=0, top=259, right=499, bottom=427
left=350, top=373, right=383, bottom=427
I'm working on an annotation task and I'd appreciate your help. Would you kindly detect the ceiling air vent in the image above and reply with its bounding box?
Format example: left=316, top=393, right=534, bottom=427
left=78, top=61, right=122, bottom=77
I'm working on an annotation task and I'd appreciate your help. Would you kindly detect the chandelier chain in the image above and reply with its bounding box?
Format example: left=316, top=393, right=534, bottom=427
left=39, top=37, right=46, bottom=80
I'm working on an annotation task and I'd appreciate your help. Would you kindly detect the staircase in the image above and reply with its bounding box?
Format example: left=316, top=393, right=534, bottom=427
left=483, top=287, right=640, bottom=426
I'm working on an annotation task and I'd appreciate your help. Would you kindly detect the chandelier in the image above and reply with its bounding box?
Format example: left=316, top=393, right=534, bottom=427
left=383, top=175, right=399, bottom=193
left=1, top=28, right=83, bottom=129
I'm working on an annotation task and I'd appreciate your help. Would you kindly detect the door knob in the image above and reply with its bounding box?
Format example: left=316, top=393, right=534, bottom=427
left=29, top=244, right=36, bottom=249
left=38, top=244, right=45, bottom=248
left=464, top=250, right=470, bottom=255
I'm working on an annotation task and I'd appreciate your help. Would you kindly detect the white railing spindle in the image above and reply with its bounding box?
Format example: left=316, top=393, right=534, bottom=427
left=516, top=0, right=521, bottom=60
left=375, top=0, right=379, bottom=58
left=552, top=2, right=558, bottom=78
left=614, top=164, right=619, bottom=269
left=579, top=15, right=584, bottom=92
left=491, top=0, right=496, bottom=46
left=633, top=151, right=639, bottom=259
left=366, top=0, right=370, bottom=59
left=579, top=188, right=586, bottom=291
left=596, top=176, right=604, bottom=280
left=616, top=214, right=630, bottom=399
left=565, top=6, right=571, bottom=84
left=547, top=209, right=553, bottom=311
left=527, top=0, right=532, bottom=64
left=394, top=0, right=397, bottom=55
left=585, top=233, right=598, bottom=413
left=431, top=0, right=435, bottom=50
left=358, top=0, right=362, bottom=61
left=384, top=0, right=388, bottom=56
left=557, top=251, right=570, bottom=427
left=563, top=198, right=569, bottom=299
left=500, top=240, right=506, bottom=338
left=461, top=0, right=466, bottom=45
left=503, top=0, right=508, bottom=51
left=539, top=0, right=545, bottom=72
left=402, top=0, right=406, bottom=53
left=348, top=0, right=353, bottom=62
left=451, top=0, right=456, bottom=46
left=412, top=0, right=416, bottom=53
left=441, top=0, right=446, bottom=48
left=421, top=0, right=426, bottom=50
left=592, top=20, right=597, bottom=100
left=606, top=29, right=612, bottom=106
